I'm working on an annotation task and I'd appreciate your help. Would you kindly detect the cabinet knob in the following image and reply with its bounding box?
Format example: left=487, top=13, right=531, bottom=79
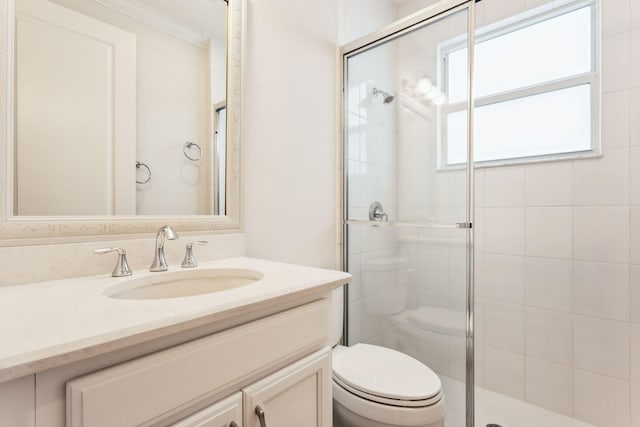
left=229, top=422, right=239, bottom=427
left=255, top=405, right=267, bottom=427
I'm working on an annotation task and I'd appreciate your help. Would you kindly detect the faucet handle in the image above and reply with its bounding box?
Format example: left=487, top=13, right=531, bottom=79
left=181, top=241, right=208, bottom=268
left=94, top=247, right=132, bottom=277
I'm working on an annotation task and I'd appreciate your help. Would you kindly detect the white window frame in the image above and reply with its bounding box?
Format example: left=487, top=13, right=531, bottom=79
left=438, top=0, right=601, bottom=169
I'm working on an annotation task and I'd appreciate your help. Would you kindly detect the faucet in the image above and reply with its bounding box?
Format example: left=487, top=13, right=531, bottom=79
left=150, top=225, right=179, bottom=272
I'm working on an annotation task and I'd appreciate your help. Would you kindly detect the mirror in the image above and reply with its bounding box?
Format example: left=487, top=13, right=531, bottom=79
left=0, top=0, right=244, bottom=241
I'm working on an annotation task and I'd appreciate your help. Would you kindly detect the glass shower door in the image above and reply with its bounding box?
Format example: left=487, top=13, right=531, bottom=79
left=342, top=2, right=474, bottom=426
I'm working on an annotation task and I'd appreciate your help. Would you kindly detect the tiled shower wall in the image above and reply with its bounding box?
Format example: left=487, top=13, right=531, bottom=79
left=342, top=0, right=399, bottom=346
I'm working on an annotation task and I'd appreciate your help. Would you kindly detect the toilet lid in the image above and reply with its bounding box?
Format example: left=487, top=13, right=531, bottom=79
left=332, top=344, right=442, bottom=401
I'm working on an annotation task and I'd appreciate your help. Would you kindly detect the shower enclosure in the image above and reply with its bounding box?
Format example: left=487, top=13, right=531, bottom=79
left=343, top=0, right=638, bottom=426
left=342, top=1, right=476, bottom=425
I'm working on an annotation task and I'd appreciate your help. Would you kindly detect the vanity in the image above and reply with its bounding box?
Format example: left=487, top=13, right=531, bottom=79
left=0, top=257, right=350, bottom=426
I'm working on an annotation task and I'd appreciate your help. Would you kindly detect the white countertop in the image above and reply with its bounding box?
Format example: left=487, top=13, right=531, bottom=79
left=0, top=257, right=351, bottom=383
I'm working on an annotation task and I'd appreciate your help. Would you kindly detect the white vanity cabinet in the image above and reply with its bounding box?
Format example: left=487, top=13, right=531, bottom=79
left=170, top=347, right=331, bottom=427
left=63, top=299, right=331, bottom=427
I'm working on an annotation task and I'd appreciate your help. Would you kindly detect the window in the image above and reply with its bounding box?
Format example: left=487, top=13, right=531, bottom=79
left=440, top=0, right=599, bottom=167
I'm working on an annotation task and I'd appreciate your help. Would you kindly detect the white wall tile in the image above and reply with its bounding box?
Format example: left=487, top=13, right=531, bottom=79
left=361, top=297, right=385, bottom=343
left=475, top=299, right=485, bottom=344
left=478, top=254, right=525, bottom=304
left=484, top=166, right=525, bottom=207
left=633, top=381, right=640, bottom=427
left=448, top=248, right=467, bottom=295
left=475, top=343, right=485, bottom=387
left=633, top=207, right=640, bottom=264
left=448, top=336, right=466, bottom=381
left=603, top=0, right=631, bottom=36
left=633, top=265, right=640, bottom=324
left=573, top=149, right=630, bottom=206
left=632, top=88, right=640, bottom=147
left=632, top=29, right=640, bottom=88
left=484, top=302, right=525, bottom=352
left=634, top=0, right=640, bottom=29
left=417, top=329, right=450, bottom=376
left=525, top=357, right=573, bottom=416
left=602, top=90, right=631, bottom=148
left=348, top=299, right=362, bottom=345
left=574, top=369, right=631, bottom=427
left=417, top=246, right=449, bottom=293
left=525, top=257, right=572, bottom=312
left=474, top=208, right=485, bottom=254
left=574, top=206, right=630, bottom=263
left=484, top=346, right=525, bottom=400
left=525, top=307, right=572, bottom=365
left=574, top=314, right=630, bottom=379
left=633, top=324, right=640, bottom=382
left=574, top=261, right=630, bottom=321
left=475, top=169, right=485, bottom=208
left=631, top=148, right=640, bottom=204
left=603, top=32, right=631, bottom=93
left=484, top=207, right=525, bottom=255
left=481, top=0, right=526, bottom=25
left=525, top=161, right=572, bottom=207
left=525, top=207, right=573, bottom=259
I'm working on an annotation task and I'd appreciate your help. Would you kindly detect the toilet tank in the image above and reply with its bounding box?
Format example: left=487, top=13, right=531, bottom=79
left=330, top=286, right=344, bottom=346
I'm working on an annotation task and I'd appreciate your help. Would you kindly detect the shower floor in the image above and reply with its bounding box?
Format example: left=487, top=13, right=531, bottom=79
left=440, top=376, right=595, bottom=427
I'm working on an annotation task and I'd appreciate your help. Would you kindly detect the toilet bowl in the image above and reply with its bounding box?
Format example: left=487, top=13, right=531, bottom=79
left=331, top=288, right=446, bottom=427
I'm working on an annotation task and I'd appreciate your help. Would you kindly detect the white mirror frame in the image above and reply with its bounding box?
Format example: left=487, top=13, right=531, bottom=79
left=0, top=0, right=244, bottom=245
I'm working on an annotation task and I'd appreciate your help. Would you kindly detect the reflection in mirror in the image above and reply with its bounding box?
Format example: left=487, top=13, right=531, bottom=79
left=14, top=0, right=227, bottom=216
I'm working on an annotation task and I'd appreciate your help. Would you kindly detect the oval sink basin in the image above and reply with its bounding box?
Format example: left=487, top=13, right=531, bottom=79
left=104, top=268, right=264, bottom=300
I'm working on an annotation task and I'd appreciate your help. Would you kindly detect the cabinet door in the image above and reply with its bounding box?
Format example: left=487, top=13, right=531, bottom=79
left=243, top=347, right=331, bottom=427
left=172, top=392, right=242, bottom=427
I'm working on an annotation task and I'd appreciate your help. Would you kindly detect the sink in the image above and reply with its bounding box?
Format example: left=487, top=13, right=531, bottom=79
left=104, top=268, right=264, bottom=300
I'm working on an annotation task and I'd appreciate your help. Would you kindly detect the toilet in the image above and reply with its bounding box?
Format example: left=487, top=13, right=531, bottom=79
left=331, top=287, right=446, bottom=427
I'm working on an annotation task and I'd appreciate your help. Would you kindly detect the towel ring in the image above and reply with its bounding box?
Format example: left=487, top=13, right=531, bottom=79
left=136, top=161, right=151, bottom=184
left=183, top=142, right=202, bottom=161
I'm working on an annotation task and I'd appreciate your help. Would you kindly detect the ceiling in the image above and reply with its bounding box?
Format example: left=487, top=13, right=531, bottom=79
left=118, top=0, right=227, bottom=41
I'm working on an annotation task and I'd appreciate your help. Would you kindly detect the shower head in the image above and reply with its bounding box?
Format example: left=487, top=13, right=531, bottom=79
left=372, top=87, right=395, bottom=104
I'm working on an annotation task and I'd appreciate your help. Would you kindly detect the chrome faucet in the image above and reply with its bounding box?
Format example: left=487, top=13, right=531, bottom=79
left=150, top=225, right=179, bottom=272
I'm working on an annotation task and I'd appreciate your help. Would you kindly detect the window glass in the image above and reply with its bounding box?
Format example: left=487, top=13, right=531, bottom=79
left=447, top=84, right=592, bottom=164
left=441, top=1, right=597, bottom=167
left=448, top=6, right=592, bottom=103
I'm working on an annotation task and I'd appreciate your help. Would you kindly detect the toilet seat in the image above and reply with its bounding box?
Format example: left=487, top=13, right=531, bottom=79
left=333, top=344, right=442, bottom=405
left=333, top=375, right=443, bottom=408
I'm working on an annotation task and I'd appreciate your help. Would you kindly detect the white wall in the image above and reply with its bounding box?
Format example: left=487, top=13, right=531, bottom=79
left=242, top=0, right=339, bottom=269
left=339, top=0, right=397, bottom=45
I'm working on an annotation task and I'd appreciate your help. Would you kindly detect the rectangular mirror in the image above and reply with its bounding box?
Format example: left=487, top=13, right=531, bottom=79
left=0, top=0, right=244, bottom=242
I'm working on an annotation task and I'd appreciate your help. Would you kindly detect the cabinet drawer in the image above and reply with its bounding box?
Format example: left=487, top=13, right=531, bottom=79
left=66, top=299, right=329, bottom=427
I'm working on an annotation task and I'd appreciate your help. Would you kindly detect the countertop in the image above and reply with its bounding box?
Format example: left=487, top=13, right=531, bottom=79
left=0, top=257, right=351, bottom=383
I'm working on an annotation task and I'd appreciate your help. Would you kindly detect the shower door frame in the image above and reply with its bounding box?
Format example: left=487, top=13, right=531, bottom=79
left=340, top=0, right=476, bottom=425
